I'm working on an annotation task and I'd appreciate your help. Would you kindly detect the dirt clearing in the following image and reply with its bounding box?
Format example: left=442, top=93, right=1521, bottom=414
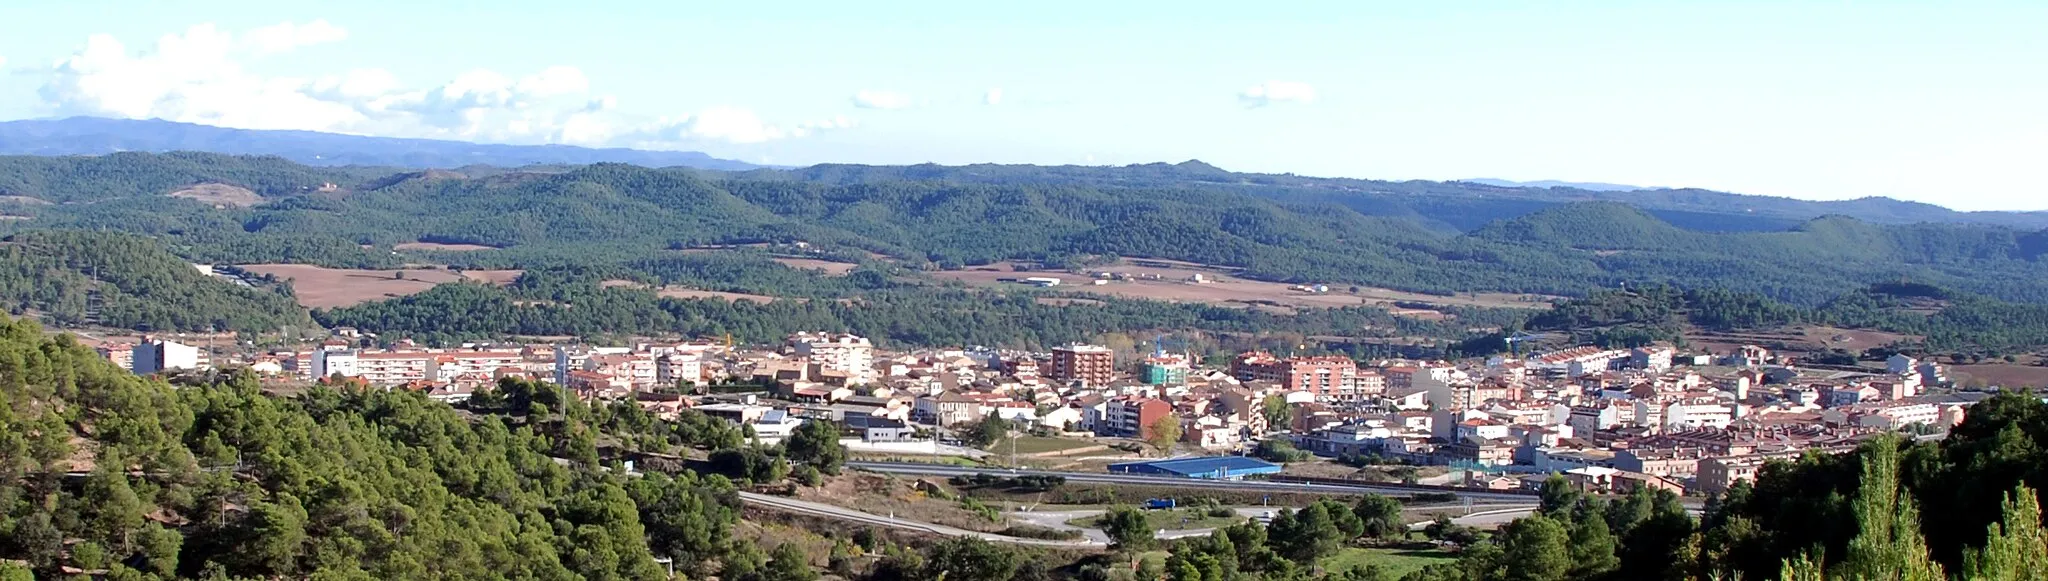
left=395, top=241, right=499, bottom=252
left=772, top=257, right=859, bottom=275
left=933, top=259, right=1549, bottom=314
left=169, top=183, right=265, bottom=207
left=239, top=264, right=524, bottom=308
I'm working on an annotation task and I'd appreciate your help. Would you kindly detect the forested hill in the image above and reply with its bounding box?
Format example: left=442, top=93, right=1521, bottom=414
left=0, top=231, right=311, bottom=332
left=738, top=161, right=2048, bottom=230
left=0, top=153, right=2045, bottom=307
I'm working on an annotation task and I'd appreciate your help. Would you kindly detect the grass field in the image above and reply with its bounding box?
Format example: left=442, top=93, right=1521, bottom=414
left=1323, top=546, right=1460, bottom=578
left=989, top=435, right=1100, bottom=455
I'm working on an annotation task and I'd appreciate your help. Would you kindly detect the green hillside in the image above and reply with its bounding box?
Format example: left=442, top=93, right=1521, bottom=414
left=0, top=153, right=2044, bottom=308
left=0, top=231, right=311, bottom=332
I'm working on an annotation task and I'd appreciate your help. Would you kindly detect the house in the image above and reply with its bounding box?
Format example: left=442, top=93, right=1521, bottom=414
left=1036, top=406, right=1084, bottom=431
left=914, top=391, right=985, bottom=426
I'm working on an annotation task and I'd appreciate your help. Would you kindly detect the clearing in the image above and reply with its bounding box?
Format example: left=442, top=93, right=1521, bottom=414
left=932, top=259, right=1549, bottom=314
left=395, top=241, right=499, bottom=252
left=656, top=288, right=786, bottom=303
left=168, top=183, right=265, bottom=207
left=1324, top=546, right=1459, bottom=578
left=987, top=436, right=1102, bottom=456
left=771, top=257, right=859, bottom=275
left=1953, top=363, right=2048, bottom=389
left=603, top=279, right=786, bottom=303
left=239, top=264, right=524, bottom=308
left=0, top=195, right=51, bottom=205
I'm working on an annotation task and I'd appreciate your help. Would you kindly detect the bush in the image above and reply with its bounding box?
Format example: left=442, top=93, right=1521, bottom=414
left=1206, top=507, right=1236, bottom=518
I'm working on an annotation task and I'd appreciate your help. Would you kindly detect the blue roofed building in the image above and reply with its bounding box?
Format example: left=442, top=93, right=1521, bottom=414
left=1107, top=456, right=1284, bottom=480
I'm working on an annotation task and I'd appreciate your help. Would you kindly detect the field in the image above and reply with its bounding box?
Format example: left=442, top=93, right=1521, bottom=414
left=168, top=183, right=265, bottom=207
left=1953, top=363, right=2048, bottom=388
left=240, top=264, right=524, bottom=308
left=599, top=280, right=787, bottom=303
left=931, top=259, right=1549, bottom=314
left=1324, top=546, right=1459, bottom=578
left=771, top=257, right=859, bottom=275
left=988, top=435, right=1101, bottom=455
left=394, top=241, right=498, bottom=252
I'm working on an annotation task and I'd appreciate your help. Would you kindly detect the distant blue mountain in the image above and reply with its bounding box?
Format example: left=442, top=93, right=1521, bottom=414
left=0, top=117, right=761, bottom=170
left=1462, top=178, right=1656, bottom=192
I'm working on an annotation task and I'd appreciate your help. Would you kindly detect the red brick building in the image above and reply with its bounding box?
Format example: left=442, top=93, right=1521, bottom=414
left=1102, top=396, right=1172, bottom=438
left=1050, top=344, right=1116, bottom=386
left=1230, top=352, right=1366, bottom=401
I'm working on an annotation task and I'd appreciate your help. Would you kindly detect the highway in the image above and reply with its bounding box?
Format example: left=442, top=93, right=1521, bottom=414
left=845, top=460, right=1546, bottom=503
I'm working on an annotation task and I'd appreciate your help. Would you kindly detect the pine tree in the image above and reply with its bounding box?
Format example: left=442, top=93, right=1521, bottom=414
left=1837, top=437, right=1946, bottom=581
left=1964, top=484, right=2048, bottom=580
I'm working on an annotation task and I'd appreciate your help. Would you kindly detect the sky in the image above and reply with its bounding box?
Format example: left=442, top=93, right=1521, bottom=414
left=0, top=1, right=2043, bottom=211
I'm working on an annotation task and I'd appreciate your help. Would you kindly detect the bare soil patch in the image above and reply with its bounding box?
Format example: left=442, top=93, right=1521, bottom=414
left=0, top=195, right=51, bottom=205
left=1035, top=297, right=1106, bottom=307
left=772, top=257, right=858, bottom=275
left=933, top=259, right=1547, bottom=314
left=239, top=264, right=524, bottom=308
left=395, top=241, right=499, bottom=252
left=1953, top=364, right=2048, bottom=389
left=168, top=183, right=265, bottom=207
left=1801, top=326, right=1916, bottom=352
left=655, top=288, right=785, bottom=303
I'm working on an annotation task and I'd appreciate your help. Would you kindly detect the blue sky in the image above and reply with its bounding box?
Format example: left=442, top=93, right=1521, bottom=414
left=0, top=1, right=2043, bottom=210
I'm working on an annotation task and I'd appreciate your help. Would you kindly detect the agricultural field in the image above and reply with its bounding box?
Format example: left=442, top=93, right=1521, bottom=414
left=770, top=257, right=859, bottom=275
left=239, top=264, right=523, bottom=308
left=931, top=259, right=1549, bottom=314
left=1953, top=362, right=2048, bottom=389
left=394, top=241, right=498, bottom=251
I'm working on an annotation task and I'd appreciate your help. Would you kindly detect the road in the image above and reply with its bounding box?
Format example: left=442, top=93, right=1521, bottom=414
left=846, top=460, right=1545, bottom=503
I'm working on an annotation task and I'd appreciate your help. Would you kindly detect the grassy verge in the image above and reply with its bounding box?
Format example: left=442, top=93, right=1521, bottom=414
left=1066, top=507, right=1248, bottom=531
left=1323, top=545, right=1459, bottom=578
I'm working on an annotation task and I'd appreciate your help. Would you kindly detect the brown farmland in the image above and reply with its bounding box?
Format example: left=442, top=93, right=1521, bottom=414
left=931, top=259, right=1549, bottom=315
left=240, top=264, right=524, bottom=308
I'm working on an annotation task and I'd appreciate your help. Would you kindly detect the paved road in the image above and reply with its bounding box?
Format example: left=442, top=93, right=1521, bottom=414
left=847, top=460, right=1545, bottom=502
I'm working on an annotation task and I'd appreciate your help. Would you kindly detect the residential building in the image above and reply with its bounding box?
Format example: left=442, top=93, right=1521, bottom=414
left=788, top=332, right=875, bottom=385
left=1101, top=396, right=1171, bottom=439
left=1139, top=354, right=1192, bottom=385
left=132, top=339, right=204, bottom=375
left=97, top=343, right=135, bottom=372
left=1230, top=352, right=1364, bottom=401
left=1050, top=344, right=1116, bottom=386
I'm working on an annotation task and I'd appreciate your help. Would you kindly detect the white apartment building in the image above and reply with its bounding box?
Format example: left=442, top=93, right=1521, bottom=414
left=788, top=332, right=874, bottom=385
left=658, top=354, right=707, bottom=387
left=315, top=349, right=523, bottom=386
left=132, top=339, right=204, bottom=375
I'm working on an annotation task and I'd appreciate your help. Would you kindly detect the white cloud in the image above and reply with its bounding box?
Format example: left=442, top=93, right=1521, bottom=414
left=32, top=21, right=843, bottom=147
left=983, top=88, right=1003, bottom=106
left=852, top=89, right=913, bottom=110
left=1239, top=80, right=1316, bottom=107
left=242, top=19, right=347, bottom=54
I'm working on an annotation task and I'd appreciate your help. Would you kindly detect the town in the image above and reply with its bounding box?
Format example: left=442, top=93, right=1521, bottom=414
left=94, top=327, right=1979, bottom=499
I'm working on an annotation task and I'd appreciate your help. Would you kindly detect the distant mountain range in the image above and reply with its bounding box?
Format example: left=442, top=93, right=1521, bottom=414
left=1462, top=178, right=1656, bottom=192
left=0, top=117, right=2044, bottom=231
left=0, top=117, right=762, bottom=170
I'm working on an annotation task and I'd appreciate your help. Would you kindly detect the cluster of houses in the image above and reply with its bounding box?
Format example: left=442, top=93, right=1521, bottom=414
left=99, top=328, right=1986, bottom=496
